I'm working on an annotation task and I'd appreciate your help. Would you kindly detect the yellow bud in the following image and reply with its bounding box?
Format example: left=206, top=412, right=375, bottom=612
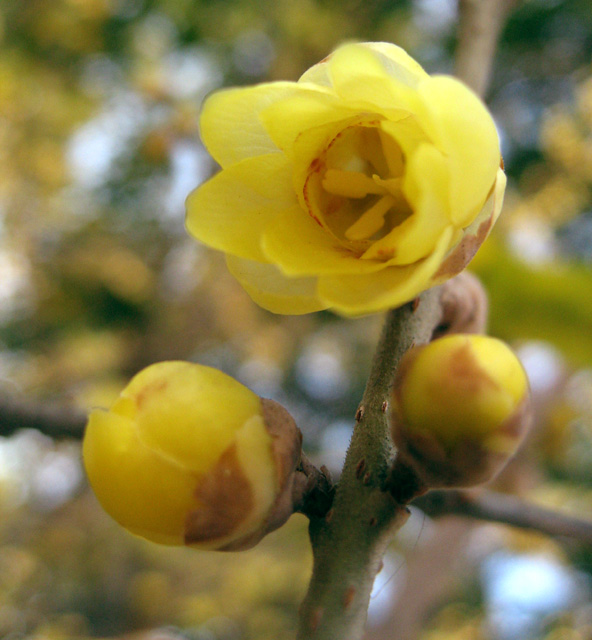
left=83, top=362, right=302, bottom=550
left=390, top=335, right=531, bottom=488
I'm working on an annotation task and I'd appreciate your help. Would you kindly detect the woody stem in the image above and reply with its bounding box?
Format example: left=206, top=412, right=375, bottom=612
left=295, top=288, right=444, bottom=640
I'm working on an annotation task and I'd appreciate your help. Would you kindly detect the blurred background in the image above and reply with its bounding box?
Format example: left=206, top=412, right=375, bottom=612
left=1, top=0, right=592, bottom=638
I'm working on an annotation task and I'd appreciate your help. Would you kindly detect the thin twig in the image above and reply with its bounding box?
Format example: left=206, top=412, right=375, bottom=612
left=0, top=393, right=86, bottom=439
left=415, top=489, right=592, bottom=545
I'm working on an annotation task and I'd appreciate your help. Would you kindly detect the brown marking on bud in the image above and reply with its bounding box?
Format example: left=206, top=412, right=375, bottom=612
left=343, top=586, right=356, bottom=610
left=434, top=212, right=495, bottom=279
left=381, top=401, right=388, bottom=413
left=355, top=406, right=365, bottom=422
left=377, top=560, right=384, bottom=573
left=412, top=297, right=420, bottom=312
left=325, top=508, right=334, bottom=523
left=186, top=443, right=253, bottom=544
left=363, top=471, right=372, bottom=485
left=448, top=341, right=500, bottom=395
left=369, top=516, right=377, bottom=527
left=134, top=378, right=167, bottom=408
left=260, top=398, right=302, bottom=488
left=310, top=607, right=324, bottom=632
left=392, top=394, right=532, bottom=490
left=244, top=398, right=303, bottom=546
left=500, top=155, right=505, bottom=171
left=355, top=458, right=366, bottom=479
left=497, top=394, right=532, bottom=441
left=405, top=430, right=448, bottom=464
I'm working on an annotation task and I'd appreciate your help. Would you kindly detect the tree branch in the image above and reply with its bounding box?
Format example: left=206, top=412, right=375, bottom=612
left=415, top=489, right=592, bottom=545
left=455, top=0, right=521, bottom=96
left=0, top=392, right=86, bottom=439
left=296, top=288, right=444, bottom=640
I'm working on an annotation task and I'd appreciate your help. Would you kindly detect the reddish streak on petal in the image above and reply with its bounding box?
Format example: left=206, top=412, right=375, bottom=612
left=375, top=247, right=396, bottom=260
left=302, top=172, right=324, bottom=227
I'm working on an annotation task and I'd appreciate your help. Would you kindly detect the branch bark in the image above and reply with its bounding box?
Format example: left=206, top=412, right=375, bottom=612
left=0, top=392, right=86, bottom=439
left=455, top=0, right=521, bottom=97
left=296, top=288, right=444, bottom=640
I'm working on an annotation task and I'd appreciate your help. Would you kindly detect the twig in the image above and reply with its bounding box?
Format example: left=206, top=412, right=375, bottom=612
left=455, top=0, right=522, bottom=96
left=296, top=288, right=444, bottom=640
left=0, top=393, right=86, bottom=439
left=415, top=489, right=592, bottom=545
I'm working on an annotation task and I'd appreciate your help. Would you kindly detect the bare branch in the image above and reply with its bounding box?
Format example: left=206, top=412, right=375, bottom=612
left=415, top=489, right=592, bottom=545
left=0, top=393, right=86, bottom=439
left=455, top=0, right=522, bottom=96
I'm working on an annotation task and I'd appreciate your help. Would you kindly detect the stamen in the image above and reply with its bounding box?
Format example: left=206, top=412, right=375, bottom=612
left=345, top=195, right=395, bottom=241
left=322, top=170, right=385, bottom=198
left=372, top=175, right=403, bottom=195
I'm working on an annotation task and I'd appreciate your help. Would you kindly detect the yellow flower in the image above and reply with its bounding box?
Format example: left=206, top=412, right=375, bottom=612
left=390, top=335, right=531, bottom=488
left=83, top=361, right=301, bottom=550
left=186, top=42, right=506, bottom=316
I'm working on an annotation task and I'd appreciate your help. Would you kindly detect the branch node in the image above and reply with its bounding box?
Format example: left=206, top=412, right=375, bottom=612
left=293, top=454, right=335, bottom=519
left=384, top=457, right=428, bottom=505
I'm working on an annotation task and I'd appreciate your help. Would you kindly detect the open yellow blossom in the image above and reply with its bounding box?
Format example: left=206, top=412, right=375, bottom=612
left=83, top=362, right=302, bottom=550
left=186, top=42, right=506, bottom=316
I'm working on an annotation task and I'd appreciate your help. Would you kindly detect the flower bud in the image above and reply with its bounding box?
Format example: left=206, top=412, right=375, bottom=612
left=83, top=361, right=302, bottom=550
left=390, top=335, right=531, bottom=489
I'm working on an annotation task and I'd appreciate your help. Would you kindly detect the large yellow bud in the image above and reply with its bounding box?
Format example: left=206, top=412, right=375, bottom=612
left=390, top=334, right=531, bottom=489
left=83, top=362, right=302, bottom=550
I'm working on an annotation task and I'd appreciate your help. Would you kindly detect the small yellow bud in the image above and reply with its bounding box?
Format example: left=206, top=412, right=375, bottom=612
left=83, top=362, right=302, bottom=550
left=390, top=335, right=531, bottom=488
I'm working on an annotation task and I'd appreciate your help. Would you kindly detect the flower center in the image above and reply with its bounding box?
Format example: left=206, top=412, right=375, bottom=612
left=304, top=123, right=412, bottom=259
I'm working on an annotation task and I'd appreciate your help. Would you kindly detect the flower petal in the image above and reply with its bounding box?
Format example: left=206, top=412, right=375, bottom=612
left=200, top=82, right=308, bottom=167
left=327, top=43, right=423, bottom=115
left=416, top=76, right=500, bottom=226
left=298, top=42, right=428, bottom=90
left=433, top=168, right=506, bottom=281
left=259, top=84, right=357, bottom=155
left=226, top=255, right=327, bottom=314
left=317, top=227, right=454, bottom=316
left=262, top=204, right=388, bottom=275
left=120, top=361, right=261, bottom=475
left=186, top=154, right=295, bottom=261
left=364, top=42, right=430, bottom=85
left=298, top=55, right=333, bottom=88
left=83, top=410, right=197, bottom=545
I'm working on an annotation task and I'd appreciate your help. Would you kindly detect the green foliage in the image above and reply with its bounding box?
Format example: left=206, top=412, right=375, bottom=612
left=474, top=239, right=592, bottom=367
